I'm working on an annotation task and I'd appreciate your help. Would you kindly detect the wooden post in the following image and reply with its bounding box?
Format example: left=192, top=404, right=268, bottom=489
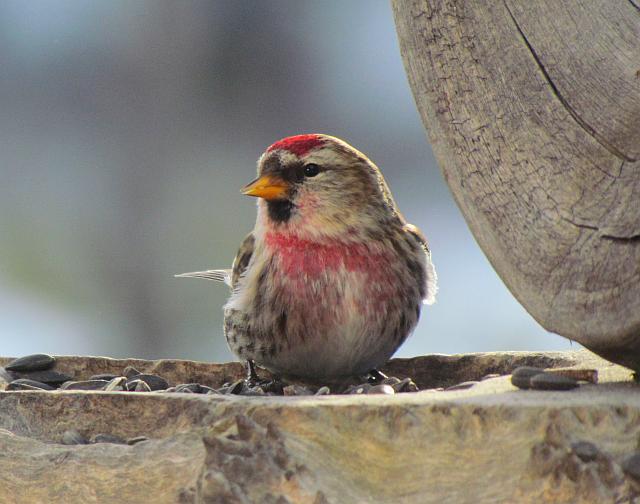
left=392, top=0, right=640, bottom=368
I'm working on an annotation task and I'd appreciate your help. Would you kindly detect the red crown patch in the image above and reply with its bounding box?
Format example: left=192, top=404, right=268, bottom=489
left=267, top=134, right=326, bottom=157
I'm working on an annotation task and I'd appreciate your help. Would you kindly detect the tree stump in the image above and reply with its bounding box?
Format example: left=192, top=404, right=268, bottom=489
left=392, top=0, right=640, bottom=369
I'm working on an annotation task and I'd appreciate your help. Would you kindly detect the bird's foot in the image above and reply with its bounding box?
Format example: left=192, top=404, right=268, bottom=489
left=245, top=359, right=268, bottom=386
left=244, top=360, right=283, bottom=393
left=367, top=369, right=389, bottom=384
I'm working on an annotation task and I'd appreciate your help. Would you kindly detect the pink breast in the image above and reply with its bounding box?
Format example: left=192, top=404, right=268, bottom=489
left=264, top=231, right=400, bottom=314
left=265, top=232, right=390, bottom=277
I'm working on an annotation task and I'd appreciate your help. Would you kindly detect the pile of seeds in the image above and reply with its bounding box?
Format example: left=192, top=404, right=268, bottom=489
left=2, top=354, right=70, bottom=391
left=0, top=353, right=419, bottom=397
left=510, top=366, right=598, bottom=390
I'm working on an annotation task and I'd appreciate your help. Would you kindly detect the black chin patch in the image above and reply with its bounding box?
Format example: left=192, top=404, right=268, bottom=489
left=267, top=200, right=294, bottom=223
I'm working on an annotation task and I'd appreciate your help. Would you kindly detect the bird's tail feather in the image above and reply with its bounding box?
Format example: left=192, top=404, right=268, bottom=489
left=422, top=254, right=438, bottom=306
left=175, top=269, right=232, bottom=287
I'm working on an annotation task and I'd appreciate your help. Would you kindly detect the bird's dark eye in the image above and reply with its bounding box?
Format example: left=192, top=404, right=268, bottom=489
left=303, top=164, right=320, bottom=177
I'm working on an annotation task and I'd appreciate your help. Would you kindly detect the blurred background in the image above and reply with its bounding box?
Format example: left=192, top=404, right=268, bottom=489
left=0, top=0, right=576, bottom=361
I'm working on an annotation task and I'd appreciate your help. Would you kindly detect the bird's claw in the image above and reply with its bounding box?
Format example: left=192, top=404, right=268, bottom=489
left=245, top=360, right=283, bottom=393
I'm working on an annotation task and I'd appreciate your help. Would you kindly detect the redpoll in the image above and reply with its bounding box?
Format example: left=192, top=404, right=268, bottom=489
left=178, top=134, right=437, bottom=381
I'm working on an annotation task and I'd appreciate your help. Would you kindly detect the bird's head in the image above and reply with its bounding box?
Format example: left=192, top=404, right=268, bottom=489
left=243, top=134, right=397, bottom=241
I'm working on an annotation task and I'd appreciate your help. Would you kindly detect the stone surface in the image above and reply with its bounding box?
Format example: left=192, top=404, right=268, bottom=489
left=0, top=350, right=639, bottom=503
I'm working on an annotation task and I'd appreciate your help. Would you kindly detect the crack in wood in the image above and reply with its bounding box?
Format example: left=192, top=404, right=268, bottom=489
left=628, top=0, right=640, bottom=12
left=560, top=217, right=599, bottom=232
left=503, top=1, right=637, bottom=163
left=564, top=219, right=640, bottom=245
left=561, top=217, right=640, bottom=244
left=602, top=234, right=640, bottom=243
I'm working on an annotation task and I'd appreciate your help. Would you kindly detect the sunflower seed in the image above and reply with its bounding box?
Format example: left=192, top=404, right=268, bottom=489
left=622, top=454, right=640, bottom=480
left=128, top=379, right=152, bottom=392
left=104, top=376, right=127, bottom=391
left=226, top=380, right=246, bottom=395
left=530, top=373, right=578, bottom=391
left=175, top=383, right=202, bottom=394
left=571, top=441, right=599, bottom=462
left=545, top=368, right=598, bottom=384
left=62, top=430, right=88, bottom=445
left=89, top=373, right=118, bottom=381
left=315, top=386, right=330, bottom=395
left=7, top=378, right=55, bottom=390
left=8, top=383, right=42, bottom=391
left=7, top=378, right=54, bottom=391
left=367, top=384, right=395, bottom=395
left=126, top=374, right=168, bottom=391
left=511, top=366, right=545, bottom=389
left=10, top=370, right=71, bottom=386
left=123, top=366, right=142, bottom=379
left=61, top=380, right=110, bottom=391
left=446, top=381, right=479, bottom=391
left=0, top=367, right=14, bottom=383
left=92, top=433, right=126, bottom=444
left=392, top=378, right=419, bottom=393
left=347, top=384, right=371, bottom=395
left=199, top=385, right=217, bottom=394
left=5, top=354, right=55, bottom=372
left=481, top=374, right=501, bottom=381
left=127, top=436, right=149, bottom=445
left=135, top=381, right=152, bottom=392
left=260, top=380, right=284, bottom=395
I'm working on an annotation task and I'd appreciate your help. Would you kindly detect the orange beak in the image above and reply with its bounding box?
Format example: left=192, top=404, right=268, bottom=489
left=241, top=174, right=290, bottom=200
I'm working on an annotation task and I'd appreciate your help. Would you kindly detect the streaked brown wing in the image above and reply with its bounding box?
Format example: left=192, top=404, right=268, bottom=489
left=231, top=233, right=255, bottom=289
left=403, top=223, right=431, bottom=255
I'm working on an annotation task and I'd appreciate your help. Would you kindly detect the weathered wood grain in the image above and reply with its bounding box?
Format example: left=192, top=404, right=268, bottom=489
left=392, top=0, right=640, bottom=369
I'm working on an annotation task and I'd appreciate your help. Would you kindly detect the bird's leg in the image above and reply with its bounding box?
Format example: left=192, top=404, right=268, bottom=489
left=245, top=359, right=283, bottom=393
left=367, top=369, right=388, bottom=384
left=245, top=359, right=261, bottom=385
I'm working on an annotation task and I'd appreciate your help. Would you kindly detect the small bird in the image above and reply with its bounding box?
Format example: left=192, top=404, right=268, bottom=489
left=177, top=134, right=437, bottom=382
